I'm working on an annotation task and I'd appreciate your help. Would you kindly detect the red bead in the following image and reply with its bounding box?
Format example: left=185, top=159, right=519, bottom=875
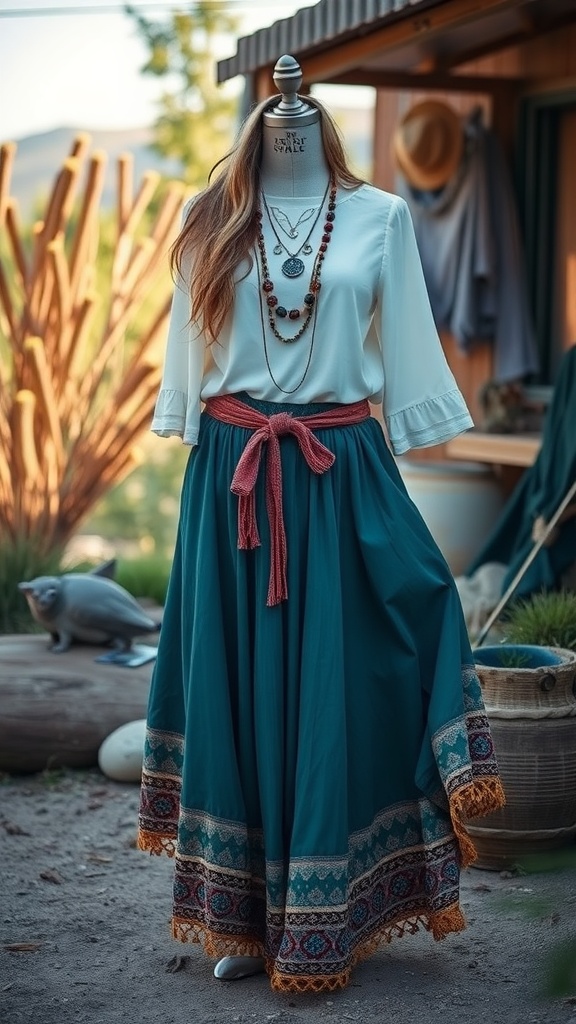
left=311, top=281, right=321, bottom=293
left=289, top=309, right=300, bottom=320
left=324, top=222, right=333, bottom=232
left=267, top=295, right=278, bottom=307
left=263, top=280, right=274, bottom=292
left=320, top=243, right=328, bottom=252
left=322, top=234, right=331, bottom=244
left=326, top=212, right=335, bottom=222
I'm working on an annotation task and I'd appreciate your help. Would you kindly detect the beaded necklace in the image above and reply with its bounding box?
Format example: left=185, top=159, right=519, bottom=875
left=255, top=180, right=337, bottom=345
left=256, top=255, right=319, bottom=395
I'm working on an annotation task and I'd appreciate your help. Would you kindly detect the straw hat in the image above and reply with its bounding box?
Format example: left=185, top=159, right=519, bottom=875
left=392, top=100, right=463, bottom=191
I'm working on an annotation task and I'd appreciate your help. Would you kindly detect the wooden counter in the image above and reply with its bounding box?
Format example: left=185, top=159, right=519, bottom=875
left=445, top=431, right=541, bottom=468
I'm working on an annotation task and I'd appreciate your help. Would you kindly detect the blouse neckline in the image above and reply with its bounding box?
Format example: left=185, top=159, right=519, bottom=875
left=262, top=183, right=367, bottom=206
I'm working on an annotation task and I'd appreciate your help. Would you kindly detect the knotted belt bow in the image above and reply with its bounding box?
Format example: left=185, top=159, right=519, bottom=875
left=205, top=395, right=370, bottom=606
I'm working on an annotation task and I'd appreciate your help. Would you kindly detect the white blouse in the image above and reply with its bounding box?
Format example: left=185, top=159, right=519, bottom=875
left=152, top=183, right=473, bottom=455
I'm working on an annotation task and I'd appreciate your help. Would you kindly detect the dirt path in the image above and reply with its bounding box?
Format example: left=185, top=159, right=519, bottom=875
left=1, top=769, right=575, bottom=1024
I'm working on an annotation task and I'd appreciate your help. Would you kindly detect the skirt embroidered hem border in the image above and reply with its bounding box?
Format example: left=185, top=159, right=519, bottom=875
left=138, top=395, right=505, bottom=993
left=137, top=776, right=505, bottom=871
left=137, top=777, right=503, bottom=993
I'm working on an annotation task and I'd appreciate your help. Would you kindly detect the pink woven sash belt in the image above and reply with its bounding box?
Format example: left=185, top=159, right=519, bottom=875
left=204, top=394, right=371, bottom=606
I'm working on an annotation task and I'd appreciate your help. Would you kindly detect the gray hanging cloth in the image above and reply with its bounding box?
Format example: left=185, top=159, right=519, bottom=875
left=397, top=107, right=539, bottom=382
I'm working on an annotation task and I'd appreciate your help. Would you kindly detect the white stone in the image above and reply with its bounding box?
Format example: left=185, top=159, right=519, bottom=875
left=98, top=719, right=147, bottom=782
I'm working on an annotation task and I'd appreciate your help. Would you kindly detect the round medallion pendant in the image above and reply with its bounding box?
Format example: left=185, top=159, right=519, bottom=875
left=282, top=257, right=305, bottom=278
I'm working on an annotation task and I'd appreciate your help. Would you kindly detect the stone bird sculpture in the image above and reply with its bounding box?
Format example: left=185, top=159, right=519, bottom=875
left=18, top=569, right=160, bottom=653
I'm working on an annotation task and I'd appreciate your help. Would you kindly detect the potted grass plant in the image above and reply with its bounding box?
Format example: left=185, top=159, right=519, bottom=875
left=468, top=590, right=576, bottom=869
left=502, top=590, right=576, bottom=652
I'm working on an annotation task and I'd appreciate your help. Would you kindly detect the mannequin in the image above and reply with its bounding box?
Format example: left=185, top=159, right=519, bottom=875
left=214, top=55, right=324, bottom=981
left=137, top=54, right=504, bottom=995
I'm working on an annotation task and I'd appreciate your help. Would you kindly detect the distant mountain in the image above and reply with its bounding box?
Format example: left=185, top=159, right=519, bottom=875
left=5, top=126, right=183, bottom=219
left=5, top=111, right=373, bottom=220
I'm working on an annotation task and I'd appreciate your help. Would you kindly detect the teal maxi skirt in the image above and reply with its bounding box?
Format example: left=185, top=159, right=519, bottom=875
left=138, top=394, right=504, bottom=994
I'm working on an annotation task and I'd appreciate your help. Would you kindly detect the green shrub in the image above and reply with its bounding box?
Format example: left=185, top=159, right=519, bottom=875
left=115, top=556, right=171, bottom=606
left=504, top=590, right=576, bottom=651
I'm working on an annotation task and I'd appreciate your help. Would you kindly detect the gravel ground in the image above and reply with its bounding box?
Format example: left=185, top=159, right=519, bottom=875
left=1, top=769, right=575, bottom=1024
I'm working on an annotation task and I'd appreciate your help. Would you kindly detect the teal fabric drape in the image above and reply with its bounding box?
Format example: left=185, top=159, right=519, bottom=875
left=467, top=346, right=576, bottom=596
left=138, top=396, right=504, bottom=993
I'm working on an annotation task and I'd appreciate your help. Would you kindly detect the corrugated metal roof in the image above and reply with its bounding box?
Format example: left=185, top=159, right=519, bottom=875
left=217, top=0, right=437, bottom=82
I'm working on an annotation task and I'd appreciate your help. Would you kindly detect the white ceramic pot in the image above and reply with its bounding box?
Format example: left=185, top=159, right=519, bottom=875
left=397, top=459, right=504, bottom=576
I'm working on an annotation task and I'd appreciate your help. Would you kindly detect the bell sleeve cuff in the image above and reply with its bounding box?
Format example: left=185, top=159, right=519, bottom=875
left=151, top=389, right=199, bottom=446
left=378, top=197, right=474, bottom=455
left=151, top=233, right=203, bottom=446
left=386, top=388, right=474, bottom=456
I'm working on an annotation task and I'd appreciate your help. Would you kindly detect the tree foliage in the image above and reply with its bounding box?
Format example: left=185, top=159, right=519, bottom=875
left=126, top=2, right=239, bottom=191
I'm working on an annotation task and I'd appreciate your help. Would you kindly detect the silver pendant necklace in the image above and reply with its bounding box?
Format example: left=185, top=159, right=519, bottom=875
left=261, top=180, right=330, bottom=278
left=270, top=205, right=316, bottom=240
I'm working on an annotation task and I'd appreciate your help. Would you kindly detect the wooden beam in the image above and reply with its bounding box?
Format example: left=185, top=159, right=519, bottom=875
left=432, top=27, right=543, bottom=71
left=328, top=69, right=524, bottom=94
left=255, top=65, right=274, bottom=102
left=297, top=0, right=534, bottom=84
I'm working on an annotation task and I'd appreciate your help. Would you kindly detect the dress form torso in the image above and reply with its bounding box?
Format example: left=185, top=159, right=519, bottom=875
left=260, top=116, right=330, bottom=198
left=259, top=55, right=329, bottom=198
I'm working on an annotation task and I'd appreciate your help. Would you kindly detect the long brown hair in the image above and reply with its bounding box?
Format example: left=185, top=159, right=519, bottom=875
left=171, top=94, right=364, bottom=344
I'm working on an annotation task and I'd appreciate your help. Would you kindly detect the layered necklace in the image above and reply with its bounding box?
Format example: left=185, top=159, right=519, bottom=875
left=254, top=179, right=337, bottom=394
left=255, top=179, right=337, bottom=345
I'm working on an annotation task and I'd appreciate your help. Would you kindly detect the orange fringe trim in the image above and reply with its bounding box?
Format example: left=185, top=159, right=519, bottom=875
left=449, top=775, right=506, bottom=868
left=170, top=903, right=467, bottom=994
left=173, top=920, right=264, bottom=959
left=137, top=829, right=176, bottom=858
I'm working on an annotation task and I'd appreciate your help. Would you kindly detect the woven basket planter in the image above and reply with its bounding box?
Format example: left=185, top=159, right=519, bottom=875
left=467, top=644, right=576, bottom=870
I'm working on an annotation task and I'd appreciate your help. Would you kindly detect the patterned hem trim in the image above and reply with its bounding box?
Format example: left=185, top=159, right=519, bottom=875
left=137, top=828, right=177, bottom=858
left=170, top=903, right=467, bottom=994
left=449, top=776, right=506, bottom=868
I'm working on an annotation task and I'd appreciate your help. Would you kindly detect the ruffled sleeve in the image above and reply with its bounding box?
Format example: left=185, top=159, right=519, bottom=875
left=377, top=197, right=474, bottom=456
left=151, top=209, right=204, bottom=445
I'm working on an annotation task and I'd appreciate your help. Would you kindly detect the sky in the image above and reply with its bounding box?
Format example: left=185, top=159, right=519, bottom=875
left=0, top=0, right=373, bottom=143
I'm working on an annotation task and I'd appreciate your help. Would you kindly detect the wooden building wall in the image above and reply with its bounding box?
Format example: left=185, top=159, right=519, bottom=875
left=555, top=109, right=576, bottom=358
left=371, top=22, right=576, bottom=458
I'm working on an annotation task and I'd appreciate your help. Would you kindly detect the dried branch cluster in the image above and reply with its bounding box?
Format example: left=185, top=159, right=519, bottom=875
left=0, top=135, right=185, bottom=553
